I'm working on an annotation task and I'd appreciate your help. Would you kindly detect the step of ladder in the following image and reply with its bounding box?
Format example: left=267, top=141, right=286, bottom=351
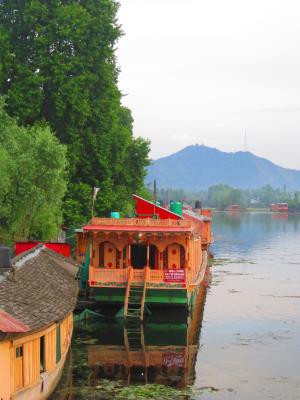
left=124, top=270, right=148, bottom=321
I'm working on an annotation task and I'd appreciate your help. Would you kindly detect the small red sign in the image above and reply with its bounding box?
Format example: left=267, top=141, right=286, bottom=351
left=163, top=351, right=185, bottom=368
left=164, top=269, right=185, bottom=283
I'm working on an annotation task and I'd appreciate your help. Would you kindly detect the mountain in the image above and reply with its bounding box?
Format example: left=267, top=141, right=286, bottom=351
left=146, top=145, right=300, bottom=190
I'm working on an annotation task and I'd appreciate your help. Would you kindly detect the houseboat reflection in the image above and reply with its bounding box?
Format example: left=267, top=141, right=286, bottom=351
left=87, top=278, right=208, bottom=389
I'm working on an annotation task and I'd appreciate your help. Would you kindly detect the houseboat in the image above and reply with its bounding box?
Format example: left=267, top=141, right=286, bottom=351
left=226, top=204, right=241, bottom=213
left=270, top=203, right=289, bottom=213
left=0, top=244, right=78, bottom=400
left=76, top=195, right=212, bottom=319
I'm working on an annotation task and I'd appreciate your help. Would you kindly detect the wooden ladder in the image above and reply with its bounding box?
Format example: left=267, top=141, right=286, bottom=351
left=124, top=267, right=149, bottom=321
left=124, top=323, right=148, bottom=384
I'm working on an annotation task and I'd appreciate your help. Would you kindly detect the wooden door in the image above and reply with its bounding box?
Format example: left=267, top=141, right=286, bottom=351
left=168, top=244, right=181, bottom=269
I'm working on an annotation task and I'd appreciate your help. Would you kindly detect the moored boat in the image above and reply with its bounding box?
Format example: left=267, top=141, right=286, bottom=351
left=0, top=245, right=79, bottom=400
left=76, top=195, right=212, bottom=319
left=270, top=202, right=289, bottom=213
left=226, top=204, right=241, bottom=213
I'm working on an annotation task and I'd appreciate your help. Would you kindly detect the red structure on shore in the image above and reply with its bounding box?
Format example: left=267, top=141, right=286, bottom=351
left=15, top=242, right=71, bottom=257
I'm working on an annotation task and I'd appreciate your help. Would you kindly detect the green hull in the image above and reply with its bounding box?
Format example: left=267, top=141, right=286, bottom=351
left=89, top=287, right=188, bottom=307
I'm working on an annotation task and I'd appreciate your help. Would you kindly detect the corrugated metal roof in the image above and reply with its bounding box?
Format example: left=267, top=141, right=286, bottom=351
left=183, top=210, right=211, bottom=222
left=0, top=309, right=30, bottom=333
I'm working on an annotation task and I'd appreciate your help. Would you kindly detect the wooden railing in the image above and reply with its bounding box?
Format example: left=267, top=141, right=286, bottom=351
left=90, top=266, right=167, bottom=285
left=90, top=267, right=127, bottom=283
left=186, top=250, right=208, bottom=286
left=149, top=269, right=164, bottom=282
left=132, top=269, right=144, bottom=283
left=89, top=261, right=209, bottom=288
left=91, top=217, right=192, bottom=228
left=88, top=346, right=184, bottom=367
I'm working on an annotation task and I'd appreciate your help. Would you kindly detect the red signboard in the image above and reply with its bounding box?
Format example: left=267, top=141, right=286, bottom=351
left=164, top=269, right=185, bottom=283
left=163, top=351, right=185, bottom=368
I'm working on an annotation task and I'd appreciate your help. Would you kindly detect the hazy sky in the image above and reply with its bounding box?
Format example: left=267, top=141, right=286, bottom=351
left=117, top=0, right=300, bottom=169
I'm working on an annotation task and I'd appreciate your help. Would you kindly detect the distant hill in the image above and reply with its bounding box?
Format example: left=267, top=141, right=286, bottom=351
left=146, top=145, right=300, bottom=190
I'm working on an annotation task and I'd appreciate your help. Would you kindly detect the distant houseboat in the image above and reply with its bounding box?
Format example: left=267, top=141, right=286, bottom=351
left=76, top=195, right=212, bottom=320
left=0, top=245, right=78, bottom=400
left=270, top=203, right=289, bottom=213
left=226, top=204, right=241, bottom=212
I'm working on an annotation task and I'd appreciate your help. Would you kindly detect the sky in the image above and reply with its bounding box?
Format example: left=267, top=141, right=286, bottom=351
left=117, top=0, right=300, bottom=170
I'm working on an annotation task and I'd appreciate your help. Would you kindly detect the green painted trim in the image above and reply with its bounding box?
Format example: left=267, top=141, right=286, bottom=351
left=146, top=289, right=187, bottom=305
left=89, top=287, right=188, bottom=305
left=56, top=324, right=61, bottom=363
left=90, top=287, right=126, bottom=303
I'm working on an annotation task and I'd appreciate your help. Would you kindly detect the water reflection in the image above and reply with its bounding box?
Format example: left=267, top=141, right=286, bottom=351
left=51, top=276, right=210, bottom=398
left=213, top=211, right=300, bottom=257
left=197, top=212, right=300, bottom=400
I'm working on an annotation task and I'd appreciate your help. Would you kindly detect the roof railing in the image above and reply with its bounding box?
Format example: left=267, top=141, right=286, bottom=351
left=91, top=217, right=192, bottom=228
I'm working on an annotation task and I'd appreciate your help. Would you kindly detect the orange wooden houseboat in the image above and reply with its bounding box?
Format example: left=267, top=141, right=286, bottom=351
left=76, top=195, right=212, bottom=320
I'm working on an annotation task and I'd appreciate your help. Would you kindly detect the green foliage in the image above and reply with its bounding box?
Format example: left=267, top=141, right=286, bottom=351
left=0, top=97, right=67, bottom=243
left=158, top=184, right=299, bottom=210
left=0, top=0, right=150, bottom=227
left=207, top=184, right=243, bottom=209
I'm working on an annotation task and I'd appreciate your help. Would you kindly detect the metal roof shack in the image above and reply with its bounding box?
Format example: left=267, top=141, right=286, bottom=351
left=0, top=245, right=79, bottom=336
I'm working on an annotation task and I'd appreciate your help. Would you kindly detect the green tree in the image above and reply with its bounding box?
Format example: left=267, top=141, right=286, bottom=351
left=0, top=97, right=67, bottom=243
left=0, top=0, right=150, bottom=226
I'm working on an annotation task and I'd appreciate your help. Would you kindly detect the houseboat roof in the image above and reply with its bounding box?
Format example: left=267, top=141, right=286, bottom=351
left=132, top=194, right=183, bottom=220
left=0, top=309, right=29, bottom=333
left=182, top=209, right=211, bottom=222
left=0, top=245, right=79, bottom=335
left=83, top=217, right=195, bottom=234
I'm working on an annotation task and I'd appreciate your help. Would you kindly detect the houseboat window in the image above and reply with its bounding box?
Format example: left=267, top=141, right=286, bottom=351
left=131, top=245, right=158, bottom=269
left=163, top=244, right=185, bottom=269
left=56, top=324, right=61, bottom=363
left=16, top=346, right=23, bottom=358
left=14, top=345, right=24, bottom=390
left=40, top=336, right=45, bottom=373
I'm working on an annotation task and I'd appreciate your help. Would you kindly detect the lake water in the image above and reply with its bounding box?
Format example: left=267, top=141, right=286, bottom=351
left=52, top=212, right=300, bottom=399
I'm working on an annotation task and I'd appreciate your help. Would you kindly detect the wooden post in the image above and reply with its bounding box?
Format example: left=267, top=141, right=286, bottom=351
left=92, top=233, right=96, bottom=268
left=159, top=252, right=162, bottom=270
left=120, top=247, right=124, bottom=269
left=185, top=247, right=189, bottom=269
left=146, top=243, right=150, bottom=267
left=128, top=243, right=131, bottom=267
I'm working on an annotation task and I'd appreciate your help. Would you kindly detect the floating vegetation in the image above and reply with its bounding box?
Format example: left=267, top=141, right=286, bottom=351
left=53, top=381, right=197, bottom=400
left=212, top=257, right=255, bottom=266
left=52, top=377, right=224, bottom=399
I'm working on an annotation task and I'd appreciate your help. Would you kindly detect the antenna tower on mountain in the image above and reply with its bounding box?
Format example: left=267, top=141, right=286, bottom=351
left=244, top=131, right=248, bottom=152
